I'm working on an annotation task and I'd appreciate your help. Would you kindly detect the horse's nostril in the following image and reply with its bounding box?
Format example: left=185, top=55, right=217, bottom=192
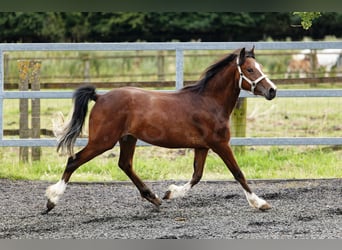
left=269, top=88, right=276, bottom=97
left=266, top=88, right=276, bottom=100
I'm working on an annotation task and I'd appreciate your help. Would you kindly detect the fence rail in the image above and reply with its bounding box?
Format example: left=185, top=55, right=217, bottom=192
left=3, top=77, right=342, bottom=90
left=1, top=41, right=342, bottom=148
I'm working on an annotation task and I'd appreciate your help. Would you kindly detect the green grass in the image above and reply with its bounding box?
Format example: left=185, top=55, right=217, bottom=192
left=245, top=97, right=342, bottom=138
left=2, top=88, right=341, bottom=183
left=0, top=145, right=341, bottom=182
left=4, top=49, right=295, bottom=83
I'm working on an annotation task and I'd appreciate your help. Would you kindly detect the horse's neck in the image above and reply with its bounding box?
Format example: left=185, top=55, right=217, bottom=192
left=204, top=69, right=240, bottom=115
left=223, top=87, right=240, bottom=116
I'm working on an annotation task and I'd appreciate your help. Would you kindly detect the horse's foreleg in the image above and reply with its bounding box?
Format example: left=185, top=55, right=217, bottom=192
left=163, top=148, right=208, bottom=200
left=211, top=143, right=271, bottom=211
left=118, top=135, right=161, bottom=207
left=42, top=143, right=112, bottom=214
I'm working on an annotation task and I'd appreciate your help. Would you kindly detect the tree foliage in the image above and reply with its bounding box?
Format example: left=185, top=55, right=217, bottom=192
left=0, top=12, right=341, bottom=43
left=293, top=12, right=321, bottom=30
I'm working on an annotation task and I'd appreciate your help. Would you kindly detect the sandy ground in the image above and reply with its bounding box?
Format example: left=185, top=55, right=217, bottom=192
left=0, top=178, right=341, bottom=239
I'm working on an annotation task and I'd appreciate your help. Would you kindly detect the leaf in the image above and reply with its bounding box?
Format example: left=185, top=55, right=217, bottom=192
left=293, top=12, right=321, bottom=30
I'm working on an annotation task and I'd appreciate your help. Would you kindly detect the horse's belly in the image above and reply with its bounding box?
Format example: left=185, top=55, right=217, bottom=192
left=140, top=137, right=206, bottom=149
left=131, top=124, right=207, bottom=148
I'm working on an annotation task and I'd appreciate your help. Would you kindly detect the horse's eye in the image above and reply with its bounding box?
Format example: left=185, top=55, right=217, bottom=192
left=247, top=68, right=254, bottom=73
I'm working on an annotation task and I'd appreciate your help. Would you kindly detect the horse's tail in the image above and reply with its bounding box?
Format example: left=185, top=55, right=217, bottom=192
left=57, top=85, right=97, bottom=156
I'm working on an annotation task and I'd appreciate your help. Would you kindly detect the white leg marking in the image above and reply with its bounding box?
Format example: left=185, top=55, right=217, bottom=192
left=167, top=182, right=192, bottom=199
left=244, top=190, right=270, bottom=210
left=45, top=180, right=67, bottom=204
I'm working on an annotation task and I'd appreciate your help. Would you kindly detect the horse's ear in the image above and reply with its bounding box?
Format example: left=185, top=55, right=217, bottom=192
left=250, top=45, right=255, bottom=55
left=239, top=48, right=246, bottom=65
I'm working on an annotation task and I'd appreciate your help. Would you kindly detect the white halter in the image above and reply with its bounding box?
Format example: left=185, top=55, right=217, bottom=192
left=236, top=57, right=267, bottom=93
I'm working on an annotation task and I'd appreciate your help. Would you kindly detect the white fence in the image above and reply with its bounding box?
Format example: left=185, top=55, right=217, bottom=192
left=1, top=41, right=342, bottom=147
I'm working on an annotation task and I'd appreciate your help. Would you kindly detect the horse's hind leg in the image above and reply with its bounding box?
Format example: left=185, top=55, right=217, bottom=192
left=43, top=142, right=115, bottom=214
left=163, top=148, right=208, bottom=200
left=118, top=135, right=161, bottom=207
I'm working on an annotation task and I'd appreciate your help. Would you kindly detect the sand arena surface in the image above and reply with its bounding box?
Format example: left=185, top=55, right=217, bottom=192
left=0, top=178, right=341, bottom=239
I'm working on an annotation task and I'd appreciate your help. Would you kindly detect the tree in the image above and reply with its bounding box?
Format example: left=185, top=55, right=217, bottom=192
left=0, top=12, right=341, bottom=43
left=293, top=12, right=321, bottom=30
left=0, top=12, right=65, bottom=42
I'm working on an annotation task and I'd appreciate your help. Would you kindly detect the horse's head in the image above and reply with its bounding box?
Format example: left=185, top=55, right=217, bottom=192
left=237, top=47, right=277, bottom=100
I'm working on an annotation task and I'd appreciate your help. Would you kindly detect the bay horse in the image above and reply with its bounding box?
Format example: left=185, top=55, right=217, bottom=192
left=43, top=47, right=277, bottom=214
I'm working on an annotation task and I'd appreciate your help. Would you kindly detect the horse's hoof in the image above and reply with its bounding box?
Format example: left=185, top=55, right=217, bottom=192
left=41, top=199, right=55, bottom=215
left=259, top=202, right=271, bottom=211
left=152, top=196, right=162, bottom=207
left=162, top=190, right=171, bottom=200
left=143, top=191, right=162, bottom=207
left=147, top=197, right=162, bottom=207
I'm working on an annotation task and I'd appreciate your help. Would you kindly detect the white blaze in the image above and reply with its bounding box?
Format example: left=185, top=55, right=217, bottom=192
left=254, top=62, right=277, bottom=90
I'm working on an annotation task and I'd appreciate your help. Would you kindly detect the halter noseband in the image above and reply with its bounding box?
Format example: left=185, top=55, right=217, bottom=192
left=236, top=57, right=267, bottom=93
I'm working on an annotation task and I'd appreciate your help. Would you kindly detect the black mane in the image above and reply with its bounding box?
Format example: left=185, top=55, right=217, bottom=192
left=182, top=48, right=255, bottom=94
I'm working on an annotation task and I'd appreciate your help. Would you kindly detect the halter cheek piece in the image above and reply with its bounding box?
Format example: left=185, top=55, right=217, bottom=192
left=236, top=57, right=267, bottom=94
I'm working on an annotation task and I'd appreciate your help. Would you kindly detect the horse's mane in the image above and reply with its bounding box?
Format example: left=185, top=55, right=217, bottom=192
left=182, top=48, right=254, bottom=94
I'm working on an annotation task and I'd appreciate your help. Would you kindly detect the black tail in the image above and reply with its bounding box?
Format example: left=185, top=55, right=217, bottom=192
left=57, top=85, right=97, bottom=156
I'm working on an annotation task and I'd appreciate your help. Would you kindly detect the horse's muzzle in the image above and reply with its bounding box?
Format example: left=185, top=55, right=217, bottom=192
left=265, top=87, right=277, bottom=100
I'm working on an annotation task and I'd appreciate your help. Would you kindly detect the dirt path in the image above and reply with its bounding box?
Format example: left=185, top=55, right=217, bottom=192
left=0, top=178, right=341, bottom=239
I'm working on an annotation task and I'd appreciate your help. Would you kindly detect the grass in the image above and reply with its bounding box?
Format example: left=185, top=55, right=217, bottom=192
left=5, top=49, right=295, bottom=83
left=4, top=96, right=342, bottom=139
left=0, top=145, right=341, bottom=182
left=1, top=95, right=341, bottom=182
left=245, top=97, right=342, bottom=138
left=2, top=95, right=341, bottom=181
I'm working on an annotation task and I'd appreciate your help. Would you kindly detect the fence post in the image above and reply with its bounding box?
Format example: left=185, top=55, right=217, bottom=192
left=4, top=53, right=9, bottom=84
left=18, top=61, right=30, bottom=162
left=231, top=97, right=247, bottom=154
left=30, top=61, right=41, bottom=161
left=310, top=49, right=318, bottom=87
left=81, top=53, right=90, bottom=83
left=18, top=60, right=42, bottom=162
left=157, top=50, right=165, bottom=81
